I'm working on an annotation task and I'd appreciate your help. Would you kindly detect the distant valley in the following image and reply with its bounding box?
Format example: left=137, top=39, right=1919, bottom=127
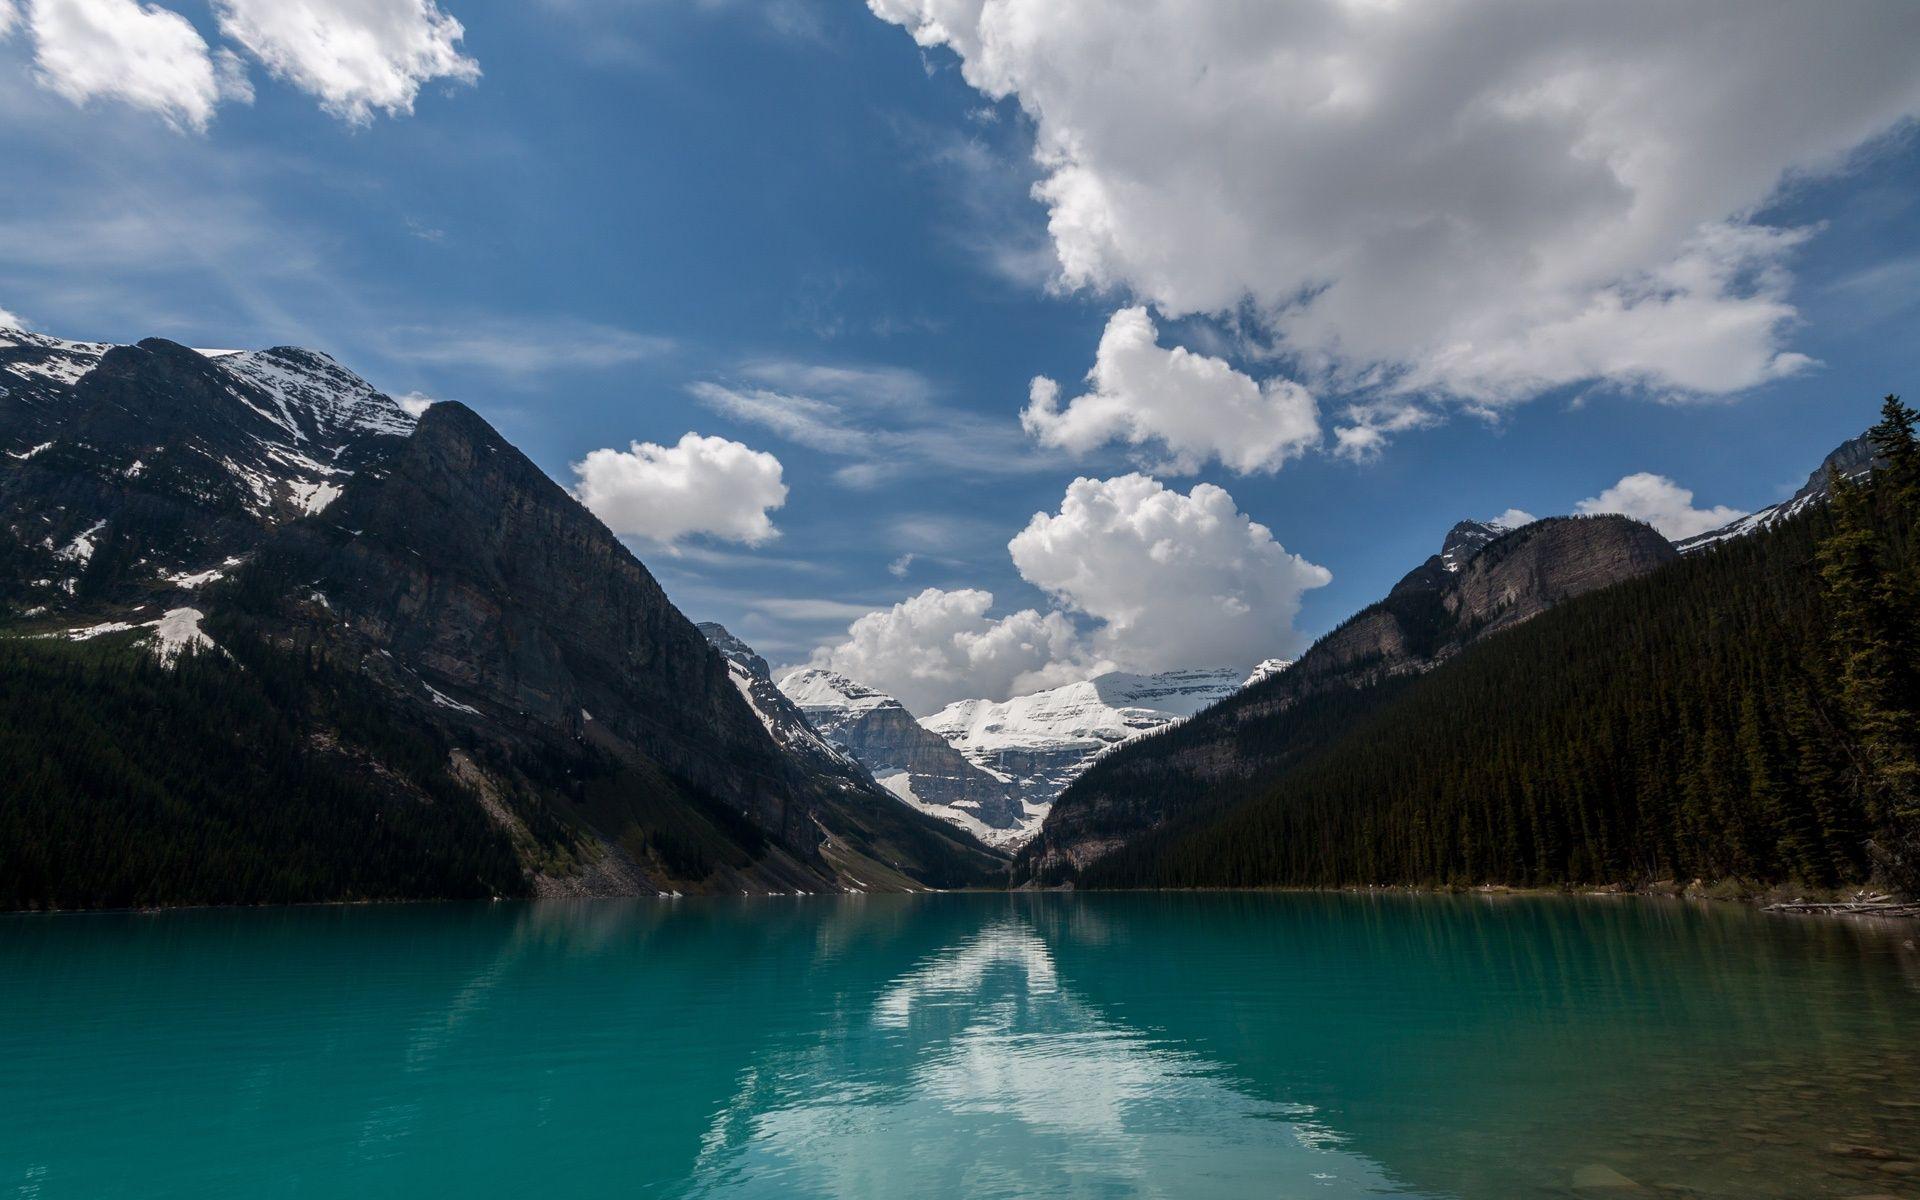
left=773, top=661, right=1287, bottom=847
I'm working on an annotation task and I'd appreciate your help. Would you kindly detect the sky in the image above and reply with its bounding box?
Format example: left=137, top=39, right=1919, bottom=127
left=3, top=0, right=1920, bottom=715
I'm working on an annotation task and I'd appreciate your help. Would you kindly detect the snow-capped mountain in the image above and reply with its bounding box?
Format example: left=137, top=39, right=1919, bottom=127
left=1676, top=433, right=1880, bottom=554
left=1439, top=514, right=1532, bottom=572
left=778, top=661, right=1287, bottom=849
left=777, top=667, right=1030, bottom=847
left=1, top=330, right=415, bottom=653
left=921, top=665, right=1282, bottom=842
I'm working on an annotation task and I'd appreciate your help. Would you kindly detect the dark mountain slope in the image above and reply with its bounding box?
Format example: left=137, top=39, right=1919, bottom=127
left=239, top=401, right=809, bottom=838
left=1023, top=515, right=1675, bottom=876
left=219, top=401, right=1004, bottom=895
left=1082, top=412, right=1920, bottom=892
left=1, top=337, right=1002, bottom=907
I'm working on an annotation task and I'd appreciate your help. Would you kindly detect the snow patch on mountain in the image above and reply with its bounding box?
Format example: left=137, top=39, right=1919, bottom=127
left=55, top=607, right=218, bottom=664
left=0, top=330, right=112, bottom=387
left=1245, top=657, right=1292, bottom=687
left=54, top=519, right=106, bottom=564
left=150, top=608, right=215, bottom=664
left=777, top=667, right=897, bottom=724
left=1676, top=433, right=1880, bottom=555
left=874, top=769, right=1005, bottom=846
left=217, top=347, right=416, bottom=444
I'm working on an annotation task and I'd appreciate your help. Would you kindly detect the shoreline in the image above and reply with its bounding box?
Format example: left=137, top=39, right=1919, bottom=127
left=5, top=881, right=1917, bottom=922
left=1036, top=879, right=1920, bottom=923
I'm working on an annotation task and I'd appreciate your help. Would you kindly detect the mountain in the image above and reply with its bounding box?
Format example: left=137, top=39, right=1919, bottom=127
left=1676, top=433, right=1882, bottom=553
left=1, top=334, right=414, bottom=622
left=776, top=661, right=1288, bottom=848
left=1021, top=514, right=1678, bottom=878
left=777, top=667, right=1033, bottom=847
left=1437, top=516, right=1522, bottom=571
left=921, top=665, right=1284, bottom=844
left=1, top=332, right=1002, bottom=908
left=1079, top=420, right=1920, bottom=894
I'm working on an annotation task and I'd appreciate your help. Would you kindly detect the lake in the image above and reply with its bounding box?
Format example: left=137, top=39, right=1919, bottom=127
left=3, top=894, right=1917, bottom=1199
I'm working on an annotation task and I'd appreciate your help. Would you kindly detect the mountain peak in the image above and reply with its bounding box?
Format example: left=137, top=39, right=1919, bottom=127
left=698, top=621, right=772, bottom=681
left=219, top=345, right=415, bottom=443
left=1440, top=513, right=1533, bottom=573
left=1676, top=430, right=1883, bottom=554
left=777, top=667, right=895, bottom=714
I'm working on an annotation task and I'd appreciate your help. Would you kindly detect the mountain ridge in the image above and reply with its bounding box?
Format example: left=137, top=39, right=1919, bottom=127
left=1021, top=512, right=1679, bottom=878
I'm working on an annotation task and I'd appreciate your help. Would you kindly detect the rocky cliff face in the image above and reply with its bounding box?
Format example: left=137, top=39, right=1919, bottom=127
left=232, top=402, right=1002, bottom=893
left=778, top=667, right=1030, bottom=845
left=253, top=401, right=813, bottom=839
left=698, top=623, right=888, bottom=790
left=1021, top=515, right=1678, bottom=879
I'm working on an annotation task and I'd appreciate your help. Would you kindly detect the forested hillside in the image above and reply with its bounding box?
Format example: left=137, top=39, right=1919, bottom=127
left=0, top=634, right=529, bottom=910
left=1078, top=400, right=1920, bottom=895
left=1023, top=512, right=1679, bottom=878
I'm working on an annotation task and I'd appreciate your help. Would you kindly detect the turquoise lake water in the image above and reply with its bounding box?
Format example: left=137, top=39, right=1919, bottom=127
left=3, top=894, right=1918, bottom=1199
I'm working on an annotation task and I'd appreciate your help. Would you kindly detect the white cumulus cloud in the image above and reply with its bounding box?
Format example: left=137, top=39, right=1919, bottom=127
left=810, top=474, right=1329, bottom=710
left=1022, top=305, right=1319, bottom=474
left=572, top=433, right=788, bottom=548
left=24, top=0, right=251, bottom=131
left=808, top=587, right=1087, bottom=717
left=1576, top=473, right=1744, bottom=541
left=870, top=0, right=1920, bottom=413
left=393, top=390, right=436, bottom=418
left=1009, top=474, right=1330, bottom=674
left=0, top=304, right=27, bottom=331
left=213, top=0, right=478, bottom=123
left=0, top=1, right=19, bottom=35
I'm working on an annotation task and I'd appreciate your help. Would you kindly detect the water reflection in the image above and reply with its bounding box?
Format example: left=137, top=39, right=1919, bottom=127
left=683, top=916, right=1423, bottom=1199
left=1029, top=893, right=1920, bottom=1199
left=3, top=895, right=1917, bottom=1200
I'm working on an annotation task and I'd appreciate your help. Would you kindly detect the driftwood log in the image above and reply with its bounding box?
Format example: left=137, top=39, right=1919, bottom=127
left=1763, top=898, right=1920, bottom=918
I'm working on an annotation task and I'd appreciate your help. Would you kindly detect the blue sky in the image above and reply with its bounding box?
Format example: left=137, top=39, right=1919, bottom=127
left=3, top=0, right=1919, bottom=712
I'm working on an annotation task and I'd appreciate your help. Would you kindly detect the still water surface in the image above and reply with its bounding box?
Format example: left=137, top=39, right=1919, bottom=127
left=3, top=893, right=1918, bottom=1199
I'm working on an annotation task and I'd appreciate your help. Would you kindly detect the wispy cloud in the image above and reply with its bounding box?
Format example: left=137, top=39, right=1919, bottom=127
left=783, top=268, right=948, bottom=341
left=901, top=119, right=1056, bottom=291
left=690, top=357, right=1063, bottom=487
left=384, top=316, right=673, bottom=376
